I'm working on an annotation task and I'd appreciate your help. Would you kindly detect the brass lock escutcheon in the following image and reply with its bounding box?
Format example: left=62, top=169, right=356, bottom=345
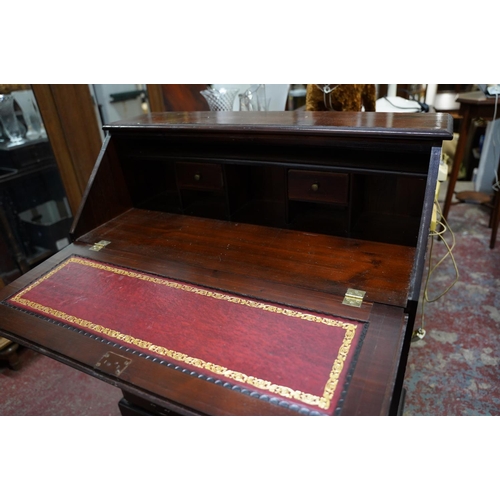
left=94, top=351, right=132, bottom=377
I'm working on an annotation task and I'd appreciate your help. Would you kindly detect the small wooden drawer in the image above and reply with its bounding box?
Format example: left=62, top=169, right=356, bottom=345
left=288, top=170, right=349, bottom=204
left=176, top=162, right=224, bottom=191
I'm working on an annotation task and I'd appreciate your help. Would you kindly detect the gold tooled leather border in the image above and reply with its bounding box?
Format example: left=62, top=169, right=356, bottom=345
left=9, top=256, right=360, bottom=410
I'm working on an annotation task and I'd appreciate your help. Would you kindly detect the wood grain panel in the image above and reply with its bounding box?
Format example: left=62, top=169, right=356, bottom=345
left=32, top=84, right=103, bottom=215
left=146, top=84, right=210, bottom=112
left=77, top=210, right=415, bottom=308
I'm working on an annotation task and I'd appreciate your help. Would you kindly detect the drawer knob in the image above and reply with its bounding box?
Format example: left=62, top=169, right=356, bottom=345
left=311, top=183, right=319, bottom=192
left=194, top=174, right=201, bottom=181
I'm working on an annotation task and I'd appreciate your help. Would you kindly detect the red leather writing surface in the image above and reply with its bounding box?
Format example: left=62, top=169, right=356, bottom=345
left=6, top=256, right=366, bottom=415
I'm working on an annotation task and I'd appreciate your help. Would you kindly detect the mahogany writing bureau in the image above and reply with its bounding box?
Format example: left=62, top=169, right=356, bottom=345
left=0, top=112, right=453, bottom=416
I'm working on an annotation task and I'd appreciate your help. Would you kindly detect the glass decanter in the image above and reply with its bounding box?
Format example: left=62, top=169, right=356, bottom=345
left=200, top=87, right=238, bottom=111
left=0, top=94, right=25, bottom=145
left=12, top=90, right=46, bottom=140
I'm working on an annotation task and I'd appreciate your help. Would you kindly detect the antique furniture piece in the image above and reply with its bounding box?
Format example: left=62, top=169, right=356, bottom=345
left=0, top=112, right=452, bottom=416
left=442, top=91, right=499, bottom=223
left=0, top=276, right=20, bottom=370
left=0, top=336, right=20, bottom=371
left=0, top=137, right=73, bottom=369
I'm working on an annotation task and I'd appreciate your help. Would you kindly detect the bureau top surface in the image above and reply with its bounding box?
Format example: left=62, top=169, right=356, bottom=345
left=105, top=111, right=453, bottom=140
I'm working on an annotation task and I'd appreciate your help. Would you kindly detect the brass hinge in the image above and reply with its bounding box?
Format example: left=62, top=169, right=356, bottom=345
left=89, top=240, right=111, bottom=251
left=342, top=288, right=366, bottom=307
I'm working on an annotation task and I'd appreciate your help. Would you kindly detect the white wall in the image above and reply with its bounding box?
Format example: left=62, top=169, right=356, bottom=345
left=91, top=84, right=147, bottom=126
left=475, top=119, right=500, bottom=194
left=211, top=84, right=290, bottom=111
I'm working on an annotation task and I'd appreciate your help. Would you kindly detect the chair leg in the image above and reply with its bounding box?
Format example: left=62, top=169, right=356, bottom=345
left=0, top=342, right=21, bottom=370
left=490, top=190, right=500, bottom=249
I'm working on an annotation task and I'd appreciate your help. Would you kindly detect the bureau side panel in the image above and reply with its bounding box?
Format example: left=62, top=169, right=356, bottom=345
left=71, top=135, right=133, bottom=239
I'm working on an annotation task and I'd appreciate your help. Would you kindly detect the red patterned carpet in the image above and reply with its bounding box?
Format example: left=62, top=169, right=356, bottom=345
left=0, top=348, right=122, bottom=416
left=403, top=200, right=500, bottom=415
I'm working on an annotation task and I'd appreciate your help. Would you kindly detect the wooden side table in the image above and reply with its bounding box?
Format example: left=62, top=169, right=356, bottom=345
left=442, top=91, right=500, bottom=223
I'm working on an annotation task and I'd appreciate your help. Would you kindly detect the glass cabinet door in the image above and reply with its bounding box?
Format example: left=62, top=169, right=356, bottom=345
left=0, top=85, right=73, bottom=285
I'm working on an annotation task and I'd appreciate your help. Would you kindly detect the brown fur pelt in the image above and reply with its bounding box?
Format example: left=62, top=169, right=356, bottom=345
left=0, top=84, right=30, bottom=95
left=305, top=84, right=376, bottom=112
